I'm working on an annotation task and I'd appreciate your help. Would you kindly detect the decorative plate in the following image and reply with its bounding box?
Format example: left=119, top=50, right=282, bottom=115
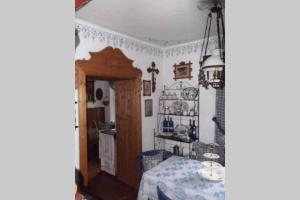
left=197, top=168, right=223, bottom=182
left=96, top=88, right=103, bottom=100
left=174, top=124, right=189, bottom=135
left=161, top=132, right=173, bottom=136
left=203, top=153, right=220, bottom=159
left=181, top=87, right=198, bottom=100
left=201, top=161, right=222, bottom=169
left=172, top=101, right=189, bottom=115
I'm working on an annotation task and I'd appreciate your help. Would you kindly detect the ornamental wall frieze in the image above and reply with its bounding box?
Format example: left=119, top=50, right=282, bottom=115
left=75, top=21, right=219, bottom=59
left=75, top=23, right=164, bottom=57
left=164, top=36, right=219, bottom=58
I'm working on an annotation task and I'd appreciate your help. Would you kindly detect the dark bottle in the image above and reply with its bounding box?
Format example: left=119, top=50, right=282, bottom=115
left=169, top=117, right=174, bottom=133
left=188, top=119, right=192, bottom=138
left=166, top=116, right=170, bottom=132
left=163, top=117, right=167, bottom=132
left=191, top=120, right=197, bottom=140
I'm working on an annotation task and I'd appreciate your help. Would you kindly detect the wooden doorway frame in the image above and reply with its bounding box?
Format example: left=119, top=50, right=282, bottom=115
left=75, top=46, right=142, bottom=187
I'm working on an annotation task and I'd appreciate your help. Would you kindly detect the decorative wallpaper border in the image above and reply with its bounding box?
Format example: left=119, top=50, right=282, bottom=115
left=75, top=22, right=164, bottom=57
left=75, top=20, right=220, bottom=58
left=138, top=37, right=196, bottom=47
left=164, top=36, right=219, bottom=58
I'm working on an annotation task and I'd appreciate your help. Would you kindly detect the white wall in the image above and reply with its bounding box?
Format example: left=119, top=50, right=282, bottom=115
left=75, top=90, right=79, bottom=168
left=86, top=80, right=112, bottom=122
left=162, top=42, right=217, bottom=144
left=156, top=40, right=218, bottom=156
left=74, top=19, right=219, bottom=168
left=87, top=80, right=108, bottom=108
left=75, top=19, right=164, bottom=168
left=109, top=87, right=116, bottom=122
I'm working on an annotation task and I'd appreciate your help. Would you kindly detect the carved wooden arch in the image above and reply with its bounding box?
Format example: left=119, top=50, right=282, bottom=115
left=75, top=46, right=142, bottom=188
left=75, top=46, right=142, bottom=86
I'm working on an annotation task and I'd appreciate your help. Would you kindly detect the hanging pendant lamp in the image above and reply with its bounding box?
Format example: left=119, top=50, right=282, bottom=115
left=199, top=2, right=225, bottom=89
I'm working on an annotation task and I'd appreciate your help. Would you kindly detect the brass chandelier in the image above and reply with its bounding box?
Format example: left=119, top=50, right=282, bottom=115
left=198, top=2, right=225, bottom=89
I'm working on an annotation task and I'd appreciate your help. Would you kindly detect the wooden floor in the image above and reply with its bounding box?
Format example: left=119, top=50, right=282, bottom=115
left=88, top=172, right=138, bottom=200
left=88, top=157, right=101, bottom=181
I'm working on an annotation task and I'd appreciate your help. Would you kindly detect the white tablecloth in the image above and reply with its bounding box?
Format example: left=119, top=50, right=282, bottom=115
left=137, top=156, right=225, bottom=200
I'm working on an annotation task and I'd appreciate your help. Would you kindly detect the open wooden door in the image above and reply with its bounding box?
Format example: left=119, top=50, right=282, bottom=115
left=75, top=46, right=142, bottom=188
left=115, top=79, right=142, bottom=188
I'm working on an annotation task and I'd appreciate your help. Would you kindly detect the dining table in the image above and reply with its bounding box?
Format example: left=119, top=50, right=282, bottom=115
left=137, top=155, right=225, bottom=200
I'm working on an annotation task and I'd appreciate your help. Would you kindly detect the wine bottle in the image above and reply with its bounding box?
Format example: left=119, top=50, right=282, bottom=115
left=191, top=120, right=197, bottom=140
left=166, top=116, right=170, bottom=132
left=163, top=117, right=167, bottom=132
left=189, top=119, right=193, bottom=138
left=169, top=117, right=174, bottom=133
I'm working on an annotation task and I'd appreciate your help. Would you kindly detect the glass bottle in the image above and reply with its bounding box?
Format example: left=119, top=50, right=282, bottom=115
left=189, top=119, right=192, bottom=138
left=166, top=116, right=170, bottom=132
left=192, top=120, right=197, bottom=140
left=169, top=117, right=174, bottom=133
left=163, top=117, right=167, bottom=132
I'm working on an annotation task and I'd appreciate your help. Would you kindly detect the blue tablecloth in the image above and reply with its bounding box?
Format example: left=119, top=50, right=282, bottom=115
left=137, top=156, right=225, bottom=200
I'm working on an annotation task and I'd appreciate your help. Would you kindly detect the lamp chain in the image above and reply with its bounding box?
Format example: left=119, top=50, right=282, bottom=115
left=200, top=12, right=212, bottom=66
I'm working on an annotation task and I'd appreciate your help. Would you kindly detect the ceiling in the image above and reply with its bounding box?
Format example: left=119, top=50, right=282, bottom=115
left=75, top=0, right=223, bottom=47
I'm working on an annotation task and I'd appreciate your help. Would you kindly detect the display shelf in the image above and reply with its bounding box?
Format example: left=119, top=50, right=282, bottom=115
left=158, top=113, right=198, bottom=117
left=159, top=99, right=198, bottom=102
left=155, top=134, right=197, bottom=143
left=154, top=81, right=200, bottom=158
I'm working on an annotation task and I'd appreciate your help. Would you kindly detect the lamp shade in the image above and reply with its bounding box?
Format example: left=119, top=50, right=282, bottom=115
left=202, top=49, right=224, bottom=69
left=201, top=49, right=225, bottom=87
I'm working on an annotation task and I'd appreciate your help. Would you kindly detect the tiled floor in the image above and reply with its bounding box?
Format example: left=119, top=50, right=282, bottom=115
left=88, top=172, right=137, bottom=200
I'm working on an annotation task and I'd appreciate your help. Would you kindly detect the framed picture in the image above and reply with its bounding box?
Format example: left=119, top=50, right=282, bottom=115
left=143, top=80, right=151, bottom=96
left=173, top=61, right=193, bottom=80
left=145, top=99, right=153, bottom=117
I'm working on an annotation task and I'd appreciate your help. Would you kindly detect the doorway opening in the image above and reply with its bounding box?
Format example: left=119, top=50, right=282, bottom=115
left=86, top=77, right=116, bottom=181
left=76, top=46, right=142, bottom=189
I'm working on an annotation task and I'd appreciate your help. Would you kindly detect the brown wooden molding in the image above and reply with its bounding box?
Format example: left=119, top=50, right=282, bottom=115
left=75, top=46, right=142, bottom=188
left=75, top=46, right=142, bottom=79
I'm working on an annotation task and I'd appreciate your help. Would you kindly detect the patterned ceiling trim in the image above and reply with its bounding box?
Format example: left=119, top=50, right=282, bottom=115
left=75, top=22, right=164, bottom=57
left=139, top=37, right=197, bottom=47
left=75, top=20, right=220, bottom=58
left=164, top=36, right=219, bottom=58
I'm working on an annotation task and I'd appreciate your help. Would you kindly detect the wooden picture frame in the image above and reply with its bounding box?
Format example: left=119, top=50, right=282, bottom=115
left=173, top=61, right=193, bottom=80
left=143, top=80, right=151, bottom=96
left=145, top=99, right=153, bottom=117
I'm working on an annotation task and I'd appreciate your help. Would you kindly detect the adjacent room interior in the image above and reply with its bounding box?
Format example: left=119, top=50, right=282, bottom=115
left=85, top=78, right=116, bottom=181
left=75, top=0, right=225, bottom=200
